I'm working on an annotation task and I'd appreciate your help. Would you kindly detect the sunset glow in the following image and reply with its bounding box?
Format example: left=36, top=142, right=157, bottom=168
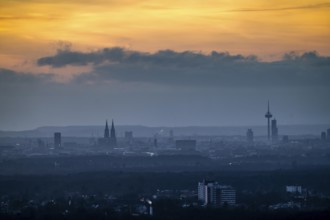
left=1, top=0, right=329, bottom=70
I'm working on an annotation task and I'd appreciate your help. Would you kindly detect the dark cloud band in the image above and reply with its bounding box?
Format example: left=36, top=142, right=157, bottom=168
left=37, top=47, right=257, bottom=68
left=35, top=48, right=330, bottom=87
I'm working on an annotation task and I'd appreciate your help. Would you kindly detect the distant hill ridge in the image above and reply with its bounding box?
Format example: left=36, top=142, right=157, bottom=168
left=0, top=124, right=329, bottom=138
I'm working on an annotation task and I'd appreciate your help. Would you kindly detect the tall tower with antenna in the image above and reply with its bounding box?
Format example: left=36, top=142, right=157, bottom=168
left=265, top=101, right=272, bottom=141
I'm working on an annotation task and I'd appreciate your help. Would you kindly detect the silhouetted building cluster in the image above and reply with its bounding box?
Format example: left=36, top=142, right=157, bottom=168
left=124, top=131, right=133, bottom=140
left=321, top=128, right=330, bottom=141
left=282, top=135, right=289, bottom=143
left=176, top=140, right=197, bottom=151
left=286, top=185, right=302, bottom=194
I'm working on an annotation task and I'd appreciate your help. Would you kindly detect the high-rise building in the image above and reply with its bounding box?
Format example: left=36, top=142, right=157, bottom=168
left=265, top=101, right=273, bottom=141
left=169, top=129, right=174, bottom=144
left=271, top=119, right=278, bottom=142
left=198, top=180, right=236, bottom=207
left=154, top=138, right=158, bottom=148
left=327, top=128, right=330, bottom=140
left=198, top=180, right=216, bottom=206
left=246, top=129, right=254, bottom=143
left=54, top=132, right=61, bottom=148
left=321, top=132, right=326, bottom=141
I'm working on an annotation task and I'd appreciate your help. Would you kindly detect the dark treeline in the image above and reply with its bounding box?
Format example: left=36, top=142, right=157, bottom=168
left=1, top=169, right=330, bottom=197
left=1, top=169, right=330, bottom=219
left=1, top=154, right=329, bottom=175
left=1, top=201, right=330, bottom=220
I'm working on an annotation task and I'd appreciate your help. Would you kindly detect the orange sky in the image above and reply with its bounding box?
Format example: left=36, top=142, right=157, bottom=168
left=0, top=0, right=329, bottom=72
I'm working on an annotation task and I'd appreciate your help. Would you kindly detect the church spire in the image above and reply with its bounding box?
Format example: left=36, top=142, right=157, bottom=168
left=104, top=120, right=110, bottom=138
left=111, top=119, right=117, bottom=146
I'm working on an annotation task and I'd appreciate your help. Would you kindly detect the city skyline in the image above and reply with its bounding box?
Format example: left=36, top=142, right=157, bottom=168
left=0, top=0, right=329, bottom=130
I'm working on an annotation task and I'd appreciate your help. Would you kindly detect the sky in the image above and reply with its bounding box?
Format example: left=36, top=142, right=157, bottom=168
left=0, top=0, right=330, bottom=130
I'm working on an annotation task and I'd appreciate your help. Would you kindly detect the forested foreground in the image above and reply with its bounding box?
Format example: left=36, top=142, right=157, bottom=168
left=1, top=169, right=330, bottom=219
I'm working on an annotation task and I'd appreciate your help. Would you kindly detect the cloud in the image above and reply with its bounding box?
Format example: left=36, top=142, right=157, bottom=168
left=2, top=49, right=330, bottom=129
left=0, top=68, right=54, bottom=84
left=36, top=48, right=330, bottom=88
left=283, top=51, right=330, bottom=65
left=37, top=47, right=257, bottom=68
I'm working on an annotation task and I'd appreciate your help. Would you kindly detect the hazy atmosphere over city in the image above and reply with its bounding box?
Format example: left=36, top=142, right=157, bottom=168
left=1, top=0, right=330, bottom=130
left=1, top=1, right=330, bottom=220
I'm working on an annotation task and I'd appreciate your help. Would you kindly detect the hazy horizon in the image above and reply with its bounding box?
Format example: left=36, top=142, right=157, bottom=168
left=2, top=122, right=330, bottom=133
left=1, top=123, right=329, bottom=138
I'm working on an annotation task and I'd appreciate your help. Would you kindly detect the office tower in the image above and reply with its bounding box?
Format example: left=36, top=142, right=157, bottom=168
left=198, top=180, right=236, bottom=207
left=271, top=119, right=278, bottom=142
left=327, top=128, right=330, bottom=140
left=321, top=132, right=326, bottom=141
left=169, top=129, right=174, bottom=144
left=110, top=119, right=117, bottom=146
left=264, top=101, right=273, bottom=141
left=286, top=186, right=302, bottom=194
left=104, top=120, right=110, bottom=138
left=220, top=186, right=236, bottom=206
left=169, top=129, right=174, bottom=138
left=246, top=129, right=254, bottom=143
left=54, top=132, right=61, bottom=148
left=154, top=138, right=158, bottom=148
left=198, top=180, right=217, bottom=206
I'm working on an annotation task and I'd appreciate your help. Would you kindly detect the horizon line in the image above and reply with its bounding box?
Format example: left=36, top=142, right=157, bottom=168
left=1, top=123, right=330, bottom=132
